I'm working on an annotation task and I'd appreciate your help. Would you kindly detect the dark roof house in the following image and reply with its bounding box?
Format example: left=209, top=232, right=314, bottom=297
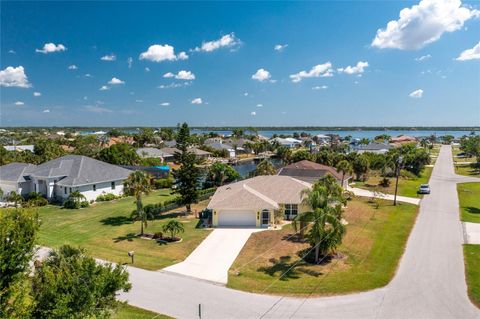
left=277, top=160, right=351, bottom=186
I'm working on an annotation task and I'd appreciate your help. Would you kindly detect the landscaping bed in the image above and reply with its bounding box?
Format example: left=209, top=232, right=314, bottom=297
left=228, top=197, right=418, bottom=296
left=37, top=189, right=212, bottom=270
left=457, top=183, right=480, bottom=223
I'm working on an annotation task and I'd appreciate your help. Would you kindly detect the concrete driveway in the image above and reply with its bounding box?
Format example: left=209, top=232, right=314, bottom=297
left=162, top=228, right=262, bottom=284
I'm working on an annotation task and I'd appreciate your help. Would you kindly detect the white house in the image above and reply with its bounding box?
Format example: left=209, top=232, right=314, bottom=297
left=0, top=155, right=132, bottom=202
left=354, top=142, right=393, bottom=154
left=271, top=137, right=302, bottom=148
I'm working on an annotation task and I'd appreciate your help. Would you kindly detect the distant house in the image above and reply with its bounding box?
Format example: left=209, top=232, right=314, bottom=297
left=314, top=134, right=331, bottom=146
left=355, top=142, right=393, bottom=154
left=207, top=143, right=236, bottom=158
left=390, top=135, right=417, bottom=144
left=0, top=155, right=132, bottom=202
left=136, top=147, right=174, bottom=161
left=159, top=147, right=211, bottom=161
left=0, top=163, right=37, bottom=196
left=271, top=137, right=302, bottom=148
left=207, top=175, right=311, bottom=227
left=163, top=140, right=177, bottom=148
left=4, top=145, right=35, bottom=152
left=277, top=160, right=351, bottom=187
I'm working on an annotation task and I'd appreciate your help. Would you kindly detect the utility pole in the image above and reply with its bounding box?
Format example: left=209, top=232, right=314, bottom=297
left=393, top=156, right=403, bottom=206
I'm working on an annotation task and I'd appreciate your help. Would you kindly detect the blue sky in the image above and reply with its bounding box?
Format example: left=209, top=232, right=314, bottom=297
left=1, top=0, right=479, bottom=127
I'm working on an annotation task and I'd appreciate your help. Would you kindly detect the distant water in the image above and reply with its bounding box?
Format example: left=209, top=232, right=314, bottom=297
left=192, top=129, right=473, bottom=139
left=232, top=157, right=283, bottom=178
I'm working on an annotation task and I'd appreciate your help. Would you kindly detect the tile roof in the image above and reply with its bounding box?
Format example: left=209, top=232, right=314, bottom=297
left=277, top=160, right=347, bottom=182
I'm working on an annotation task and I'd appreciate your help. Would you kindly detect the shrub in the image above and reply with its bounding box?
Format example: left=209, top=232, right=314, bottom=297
left=153, top=232, right=163, bottom=239
left=63, top=199, right=80, bottom=209
left=154, top=178, right=173, bottom=189
left=27, top=197, right=48, bottom=207
left=80, top=201, right=89, bottom=208
left=379, top=177, right=391, bottom=187
left=96, top=193, right=118, bottom=202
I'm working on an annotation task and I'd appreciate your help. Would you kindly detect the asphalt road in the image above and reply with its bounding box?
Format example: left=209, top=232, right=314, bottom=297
left=118, top=145, right=480, bottom=319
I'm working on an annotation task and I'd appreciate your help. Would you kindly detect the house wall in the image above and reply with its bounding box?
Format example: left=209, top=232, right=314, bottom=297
left=0, top=181, right=19, bottom=197
left=55, top=179, right=125, bottom=202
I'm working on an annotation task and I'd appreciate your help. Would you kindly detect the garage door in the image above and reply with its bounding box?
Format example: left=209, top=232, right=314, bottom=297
left=218, top=210, right=256, bottom=227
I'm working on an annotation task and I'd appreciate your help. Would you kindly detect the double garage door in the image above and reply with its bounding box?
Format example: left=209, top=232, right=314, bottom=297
left=218, top=210, right=256, bottom=227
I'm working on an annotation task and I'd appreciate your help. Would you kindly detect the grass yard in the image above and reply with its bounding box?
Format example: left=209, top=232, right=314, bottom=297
left=37, top=189, right=212, bottom=270
left=355, top=166, right=432, bottom=198
left=114, top=304, right=172, bottom=319
left=452, top=146, right=476, bottom=163
left=464, top=245, right=480, bottom=309
left=455, top=164, right=480, bottom=177
left=457, top=183, right=480, bottom=223
left=228, top=197, right=418, bottom=296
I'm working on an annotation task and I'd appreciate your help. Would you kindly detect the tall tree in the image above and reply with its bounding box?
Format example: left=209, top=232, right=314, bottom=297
left=97, top=143, right=139, bottom=165
left=0, top=209, right=40, bottom=319
left=336, top=160, right=353, bottom=186
left=352, top=155, right=370, bottom=181
left=124, top=171, right=151, bottom=235
left=174, top=123, right=202, bottom=212
left=205, top=162, right=240, bottom=187
left=254, top=159, right=276, bottom=176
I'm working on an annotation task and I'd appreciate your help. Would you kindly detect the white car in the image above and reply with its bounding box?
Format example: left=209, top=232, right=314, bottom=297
left=418, top=184, right=431, bottom=194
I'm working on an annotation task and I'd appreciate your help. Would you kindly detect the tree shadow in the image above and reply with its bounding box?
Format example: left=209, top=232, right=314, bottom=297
left=257, top=255, right=323, bottom=281
left=282, top=233, right=308, bottom=243
left=153, top=212, right=185, bottom=221
left=100, top=216, right=133, bottom=226
left=466, top=207, right=480, bottom=215
left=113, top=232, right=137, bottom=242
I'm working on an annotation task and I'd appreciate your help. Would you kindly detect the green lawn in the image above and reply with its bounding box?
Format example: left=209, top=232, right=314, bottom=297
left=457, top=183, right=480, bottom=223
left=114, top=304, right=172, bottom=319
left=355, top=167, right=433, bottom=198
left=455, top=164, right=480, bottom=177
left=464, top=245, right=480, bottom=309
left=228, top=198, right=418, bottom=295
left=37, top=189, right=211, bottom=270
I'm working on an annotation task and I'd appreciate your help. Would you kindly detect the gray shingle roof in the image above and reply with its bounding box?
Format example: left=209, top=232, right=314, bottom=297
left=136, top=147, right=173, bottom=158
left=0, top=163, right=37, bottom=183
left=357, top=142, right=393, bottom=151
left=29, top=155, right=132, bottom=187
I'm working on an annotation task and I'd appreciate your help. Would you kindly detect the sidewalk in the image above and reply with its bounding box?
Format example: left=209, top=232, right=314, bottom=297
left=347, top=186, right=421, bottom=205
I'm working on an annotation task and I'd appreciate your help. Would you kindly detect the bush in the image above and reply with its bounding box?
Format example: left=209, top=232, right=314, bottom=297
left=400, top=169, right=416, bottom=180
left=96, top=193, right=118, bottom=202
left=27, top=197, right=48, bottom=207
left=154, top=178, right=173, bottom=189
left=380, top=177, right=391, bottom=187
left=63, top=199, right=80, bottom=209
left=80, top=201, right=89, bottom=208
left=153, top=232, right=163, bottom=239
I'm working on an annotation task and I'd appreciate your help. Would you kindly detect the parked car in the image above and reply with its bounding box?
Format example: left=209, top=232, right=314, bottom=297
left=418, top=184, right=431, bottom=194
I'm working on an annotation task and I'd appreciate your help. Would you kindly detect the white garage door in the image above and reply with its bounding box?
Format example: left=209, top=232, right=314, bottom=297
left=218, top=210, right=256, bottom=227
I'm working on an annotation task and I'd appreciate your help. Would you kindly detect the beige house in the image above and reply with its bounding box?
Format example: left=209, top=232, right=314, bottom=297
left=207, top=175, right=311, bottom=228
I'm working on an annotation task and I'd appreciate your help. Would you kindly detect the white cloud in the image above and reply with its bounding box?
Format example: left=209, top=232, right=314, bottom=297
left=145, top=67, right=150, bottom=72
left=8, top=50, right=16, bottom=54
left=372, top=0, right=479, bottom=50
left=274, top=44, right=288, bottom=51
left=160, top=102, right=170, bottom=106
left=139, top=44, right=185, bottom=62
left=163, top=72, right=175, bottom=78
left=312, top=85, right=328, bottom=90
left=409, top=89, right=424, bottom=98
left=84, top=105, right=113, bottom=113
left=158, top=82, right=191, bottom=89
left=177, top=51, right=189, bottom=60
left=85, top=73, right=92, bottom=77
left=251, top=68, right=272, bottom=82
left=250, top=111, right=256, bottom=116
left=244, top=92, right=249, bottom=96
left=43, top=109, right=50, bottom=113
left=36, top=43, right=66, bottom=54
left=415, top=54, right=432, bottom=61
left=337, top=61, right=369, bottom=74
left=108, top=77, right=125, bottom=85
left=191, top=98, right=203, bottom=104
left=135, top=99, right=143, bottom=103
left=456, top=41, right=480, bottom=61
left=68, top=64, right=78, bottom=70
left=33, top=92, right=41, bottom=97
left=256, top=104, right=263, bottom=107
left=15, top=101, right=24, bottom=106
left=99, top=85, right=109, bottom=91
left=193, top=33, right=241, bottom=52
left=127, top=57, right=133, bottom=68
left=0, top=66, right=32, bottom=88
left=290, top=62, right=333, bottom=82
left=175, top=70, right=195, bottom=80
left=101, top=54, right=116, bottom=61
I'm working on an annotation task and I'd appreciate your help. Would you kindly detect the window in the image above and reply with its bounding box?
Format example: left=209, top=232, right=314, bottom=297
left=111, top=181, right=115, bottom=190
left=69, top=187, right=72, bottom=193
left=284, top=204, right=298, bottom=220
left=64, top=187, right=67, bottom=195
left=93, top=184, right=96, bottom=191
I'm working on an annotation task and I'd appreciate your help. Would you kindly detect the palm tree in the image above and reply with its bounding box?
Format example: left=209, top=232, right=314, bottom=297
left=293, top=175, right=346, bottom=263
left=254, top=159, right=276, bottom=176
left=124, top=171, right=151, bottom=236
left=336, top=160, right=353, bottom=187
left=162, top=220, right=185, bottom=239
left=5, top=191, right=24, bottom=208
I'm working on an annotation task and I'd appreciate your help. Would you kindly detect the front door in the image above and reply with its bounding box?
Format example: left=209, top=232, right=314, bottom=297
left=261, top=209, right=269, bottom=226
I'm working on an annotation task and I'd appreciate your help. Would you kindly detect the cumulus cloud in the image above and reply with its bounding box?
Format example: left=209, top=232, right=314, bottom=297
left=101, top=54, right=116, bottom=61
left=99, top=85, right=109, bottom=91
left=135, top=99, right=143, bottom=103
left=68, top=64, right=78, bottom=70
left=158, top=82, right=191, bottom=89
left=33, top=92, right=41, bottom=97
left=337, top=61, right=369, bottom=74
left=415, top=54, right=432, bottom=61
left=85, top=73, right=92, bottom=78
left=274, top=44, right=288, bottom=51
left=250, top=111, right=256, bottom=116
left=372, top=0, right=479, bottom=50
left=145, top=67, right=150, bottom=72
left=256, top=104, right=263, bottom=107
left=409, top=89, right=424, bottom=98
left=36, top=43, right=66, bottom=54
left=251, top=68, right=272, bottom=82
left=163, top=72, right=174, bottom=78
left=290, top=62, right=333, bottom=82
left=127, top=57, right=133, bottom=68
left=244, top=92, right=249, bottom=96
left=160, top=102, right=170, bottom=106
left=312, top=85, right=328, bottom=90
left=139, top=44, right=187, bottom=62
left=108, top=77, right=125, bottom=85
left=15, top=101, right=24, bottom=106
left=43, top=109, right=50, bottom=113
left=193, top=33, right=241, bottom=52
left=8, top=50, right=16, bottom=54
left=191, top=98, right=203, bottom=104
left=0, top=66, right=32, bottom=88
left=175, top=70, right=195, bottom=80
left=456, top=41, right=480, bottom=61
